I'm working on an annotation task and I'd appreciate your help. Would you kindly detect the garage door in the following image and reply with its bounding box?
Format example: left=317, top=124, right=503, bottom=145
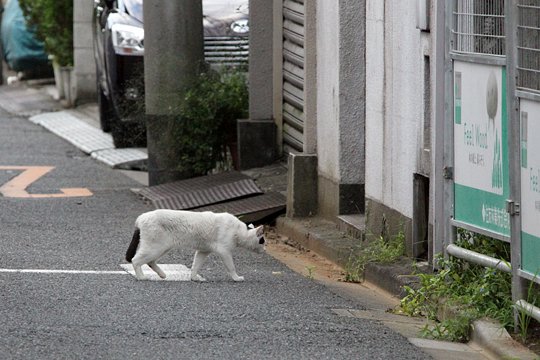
left=282, top=0, right=305, bottom=153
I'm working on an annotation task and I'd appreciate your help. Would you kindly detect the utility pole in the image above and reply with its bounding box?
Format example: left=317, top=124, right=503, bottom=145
left=143, top=0, right=204, bottom=185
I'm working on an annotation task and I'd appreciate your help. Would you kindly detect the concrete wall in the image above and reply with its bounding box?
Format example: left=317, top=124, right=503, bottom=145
left=365, top=0, right=434, bottom=253
left=249, top=0, right=273, bottom=121
left=74, top=0, right=96, bottom=104
left=238, top=0, right=277, bottom=170
left=315, top=0, right=365, bottom=218
left=366, top=0, right=430, bottom=217
left=316, top=1, right=340, bottom=183
left=338, top=0, right=366, bottom=196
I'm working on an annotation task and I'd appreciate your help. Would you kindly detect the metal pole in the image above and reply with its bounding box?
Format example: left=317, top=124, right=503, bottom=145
left=446, top=244, right=512, bottom=273
left=506, top=0, right=527, bottom=332
left=433, top=0, right=446, bottom=264
left=442, top=0, right=456, bottom=264
left=515, top=300, right=540, bottom=324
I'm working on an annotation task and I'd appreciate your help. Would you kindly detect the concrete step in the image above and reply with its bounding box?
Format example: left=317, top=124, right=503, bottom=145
left=275, top=216, right=360, bottom=269
left=337, top=214, right=366, bottom=240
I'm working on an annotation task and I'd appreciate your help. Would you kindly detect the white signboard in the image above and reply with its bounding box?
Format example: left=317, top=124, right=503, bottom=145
left=519, top=100, right=540, bottom=275
left=453, top=61, right=509, bottom=236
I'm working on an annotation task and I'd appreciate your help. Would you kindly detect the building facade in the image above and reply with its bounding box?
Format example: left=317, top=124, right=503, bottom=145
left=272, top=0, right=436, bottom=260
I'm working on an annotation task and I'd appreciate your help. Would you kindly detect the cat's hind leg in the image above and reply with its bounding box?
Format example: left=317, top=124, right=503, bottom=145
left=131, top=245, right=168, bottom=280
left=217, top=250, right=244, bottom=282
left=148, top=261, right=166, bottom=279
left=190, top=251, right=209, bottom=281
left=131, top=259, right=146, bottom=280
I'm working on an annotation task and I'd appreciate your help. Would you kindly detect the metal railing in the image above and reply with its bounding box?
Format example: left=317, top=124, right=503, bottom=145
left=452, top=0, right=506, bottom=56
left=444, top=0, right=540, bottom=329
left=517, top=1, right=540, bottom=92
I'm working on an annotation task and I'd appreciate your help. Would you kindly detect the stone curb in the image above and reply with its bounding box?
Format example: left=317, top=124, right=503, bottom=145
left=471, top=319, right=539, bottom=360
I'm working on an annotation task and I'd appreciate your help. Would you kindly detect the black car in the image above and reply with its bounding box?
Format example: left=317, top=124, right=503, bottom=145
left=93, top=0, right=249, bottom=147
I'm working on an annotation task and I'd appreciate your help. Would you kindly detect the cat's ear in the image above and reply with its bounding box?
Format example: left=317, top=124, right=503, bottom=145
left=247, top=223, right=255, bottom=229
left=256, top=225, right=264, bottom=237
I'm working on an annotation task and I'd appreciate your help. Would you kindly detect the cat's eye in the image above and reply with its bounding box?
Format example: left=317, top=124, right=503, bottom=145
left=259, top=237, right=265, bottom=245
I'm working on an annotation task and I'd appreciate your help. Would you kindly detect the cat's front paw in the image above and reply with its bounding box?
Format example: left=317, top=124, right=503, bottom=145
left=233, top=276, right=245, bottom=282
left=191, top=275, right=206, bottom=282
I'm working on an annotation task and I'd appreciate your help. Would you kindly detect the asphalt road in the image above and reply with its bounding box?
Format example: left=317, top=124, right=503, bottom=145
left=0, top=107, right=432, bottom=359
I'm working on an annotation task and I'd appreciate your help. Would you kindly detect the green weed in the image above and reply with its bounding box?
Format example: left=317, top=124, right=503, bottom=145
left=344, top=231, right=405, bottom=283
left=305, top=266, right=316, bottom=280
left=515, top=273, right=539, bottom=342
left=400, top=230, right=539, bottom=342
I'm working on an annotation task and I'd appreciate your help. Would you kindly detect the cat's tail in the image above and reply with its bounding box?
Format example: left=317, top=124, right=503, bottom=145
left=125, top=228, right=140, bottom=263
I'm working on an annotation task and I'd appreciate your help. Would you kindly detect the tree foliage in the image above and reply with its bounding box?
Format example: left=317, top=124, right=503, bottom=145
left=171, top=69, right=249, bottom=176
left=18, top=0, right=73, bottom=66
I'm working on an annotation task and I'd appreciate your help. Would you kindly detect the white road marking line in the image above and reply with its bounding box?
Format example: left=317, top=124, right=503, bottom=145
left=121, top=264, right=204, bottom=281
left=0, top=268, right=128, bottom=275
left=0, top=264, right=203, bottom=282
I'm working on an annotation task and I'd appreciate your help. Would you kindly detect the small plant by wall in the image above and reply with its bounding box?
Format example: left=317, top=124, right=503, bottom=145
left=344, top=231, right=405, bottom=283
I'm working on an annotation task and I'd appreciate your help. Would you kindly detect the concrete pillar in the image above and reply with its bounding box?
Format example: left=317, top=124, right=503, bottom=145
left=144, top=0, right=204, bottom=185
left=336, top=0, right=366, bottom=215
left=73, top=0, right=96, bottom=104
left=237, top=0, right=277, bottom=170
left=248, top=0, right=273, bottom=121
left=286, top=153, right=318, bottom=217
left=315, top=0, right=365, bottom=219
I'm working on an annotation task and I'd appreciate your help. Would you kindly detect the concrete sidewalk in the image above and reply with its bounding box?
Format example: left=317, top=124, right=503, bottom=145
left=1, top=81, right=538, bottom=360
left=0, top=83, right=147, bottom=172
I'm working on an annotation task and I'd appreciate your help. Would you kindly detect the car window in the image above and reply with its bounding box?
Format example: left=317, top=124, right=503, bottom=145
left=123, top=0, right=143, bottom=23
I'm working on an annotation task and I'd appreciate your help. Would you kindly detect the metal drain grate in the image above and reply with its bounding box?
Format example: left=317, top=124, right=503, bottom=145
left=194, top=192, right=286, bottom=223
left=138, top=171, right=263, bottom=210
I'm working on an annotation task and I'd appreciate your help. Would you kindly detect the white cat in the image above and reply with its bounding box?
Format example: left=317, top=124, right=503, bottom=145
left=125, top=209, right=265, bottom=282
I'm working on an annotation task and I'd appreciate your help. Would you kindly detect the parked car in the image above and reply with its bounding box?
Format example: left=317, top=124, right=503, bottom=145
left=93, top=0, right=249, bottom=148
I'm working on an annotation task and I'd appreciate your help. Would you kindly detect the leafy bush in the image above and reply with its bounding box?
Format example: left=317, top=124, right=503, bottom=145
left=18, top=0, right=73, bottom=66
left=172, top=69, right=248, bottom=176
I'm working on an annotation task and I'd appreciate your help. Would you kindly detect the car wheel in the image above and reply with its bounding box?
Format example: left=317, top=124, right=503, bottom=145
left=97, top=80, right=115, bottom=133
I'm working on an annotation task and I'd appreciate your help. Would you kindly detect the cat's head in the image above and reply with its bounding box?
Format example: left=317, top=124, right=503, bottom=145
left=246, top=224, right=266, bottom=253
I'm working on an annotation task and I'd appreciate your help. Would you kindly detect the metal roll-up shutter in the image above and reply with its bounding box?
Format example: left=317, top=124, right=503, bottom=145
left=282, top=0, right=305, bottom=153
